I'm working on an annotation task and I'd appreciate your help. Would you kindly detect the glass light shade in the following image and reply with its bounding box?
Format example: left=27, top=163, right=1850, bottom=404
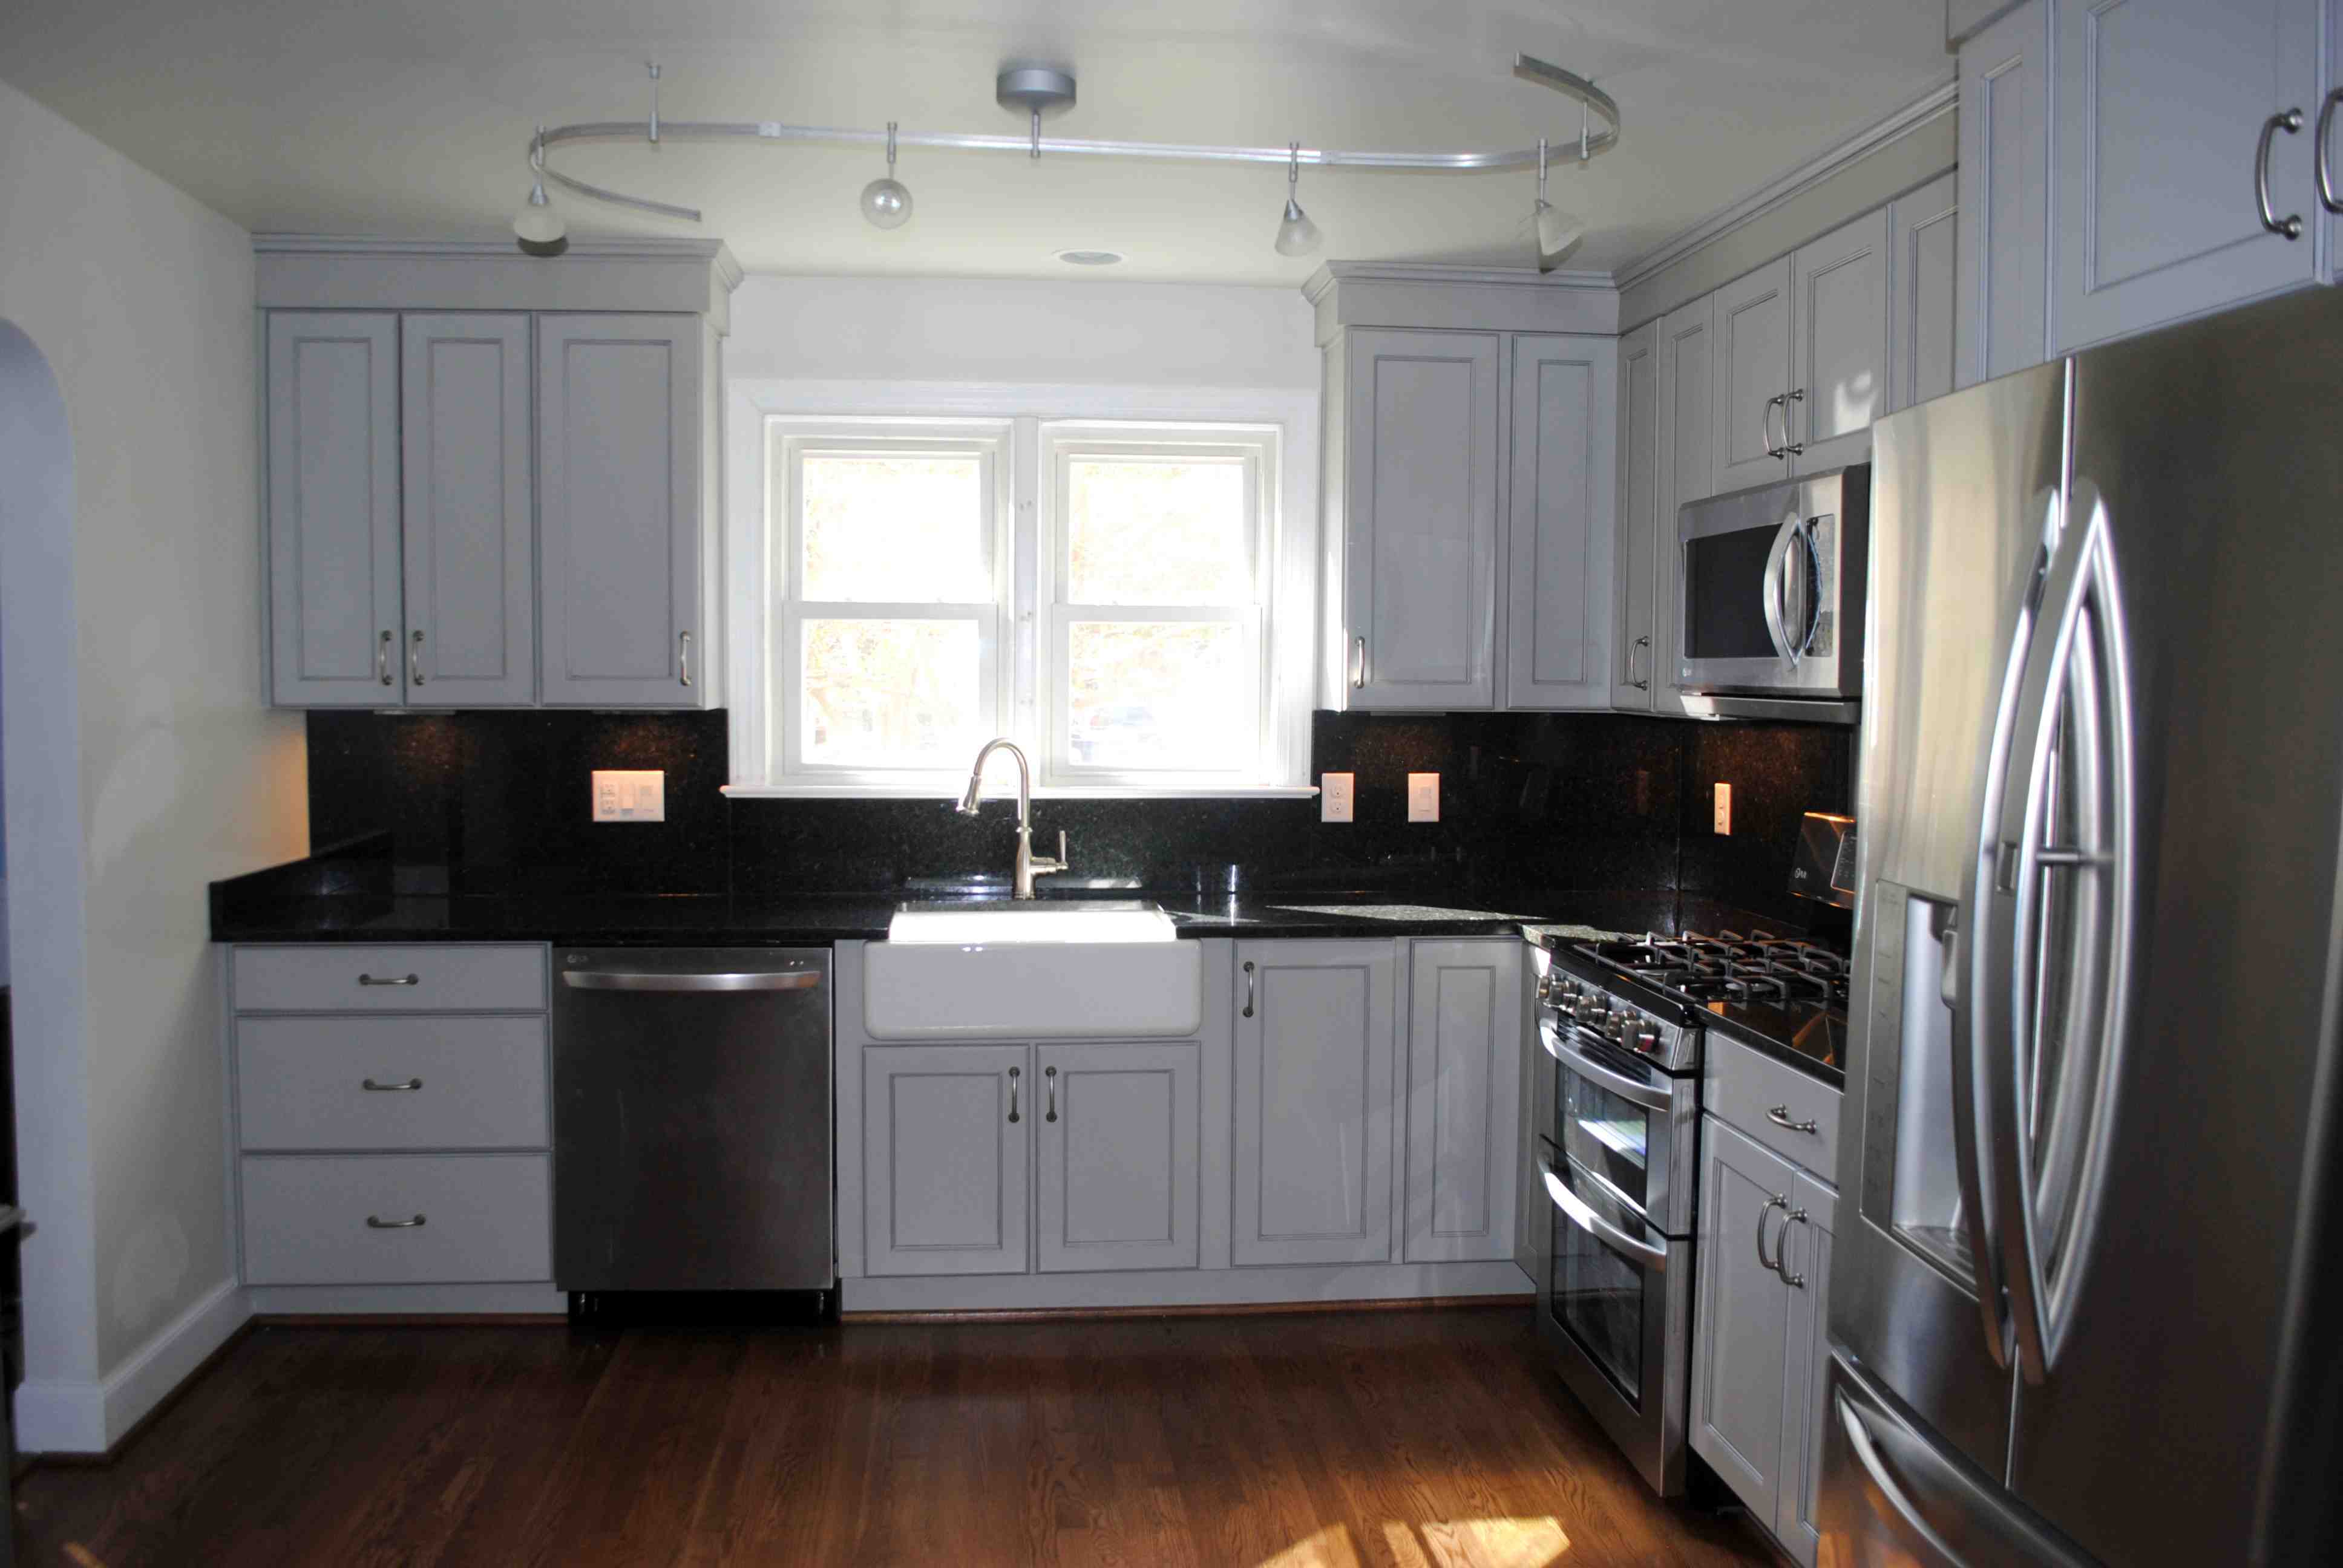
left=1273, top=197, right=1322, bottom=258
left=1535, top=199, right=1585, bottom=258
left=860, top=177, right=913, bottom=229
left=513, top=183, right=567, bottom=257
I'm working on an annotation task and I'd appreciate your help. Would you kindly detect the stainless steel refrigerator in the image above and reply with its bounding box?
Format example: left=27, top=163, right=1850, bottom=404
left=1820, top=284, right=2343, bottom=1567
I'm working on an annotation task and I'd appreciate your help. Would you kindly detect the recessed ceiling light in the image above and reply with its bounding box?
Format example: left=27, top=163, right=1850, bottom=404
left=1055, top=249, right=1124, bottom=266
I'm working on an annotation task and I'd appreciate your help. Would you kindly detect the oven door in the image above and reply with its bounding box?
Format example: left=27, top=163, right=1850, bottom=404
left=1541, top=1013, right=1698, bottom=1236
left=1676, top=480, right=1851, bottom=699
left=1535, top=1138, right=1693, bottom=1497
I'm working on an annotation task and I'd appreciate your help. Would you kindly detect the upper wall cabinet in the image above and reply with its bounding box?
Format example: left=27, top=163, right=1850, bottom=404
left=2050, top=0, right=2323, bottom=353
left=1503, top=334, right=1618, bottom=711
left=1611, top=320, right=1662, bottom=711
left=1957, top=1, right=2051, bottom=387
left=1890, top=173, right=1961, bottom=412
left=537, top=315, right=709, bottom=708
left=1710, top=257, right=1795, bottom=492
left=1713, top=211, right=1889, bottom=486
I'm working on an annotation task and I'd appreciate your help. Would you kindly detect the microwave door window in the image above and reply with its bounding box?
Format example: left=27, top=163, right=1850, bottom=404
left=1685, top=526, right=1780, bottom=661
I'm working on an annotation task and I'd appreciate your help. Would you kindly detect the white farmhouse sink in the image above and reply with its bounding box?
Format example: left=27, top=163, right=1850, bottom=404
left=865, top=901, right=1202, bottom=1040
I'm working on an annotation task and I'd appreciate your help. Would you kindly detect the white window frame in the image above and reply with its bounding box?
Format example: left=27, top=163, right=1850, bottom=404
left=724, top=381, right=1318, bottom=798
left=768, top=419, right=1011, bottom=788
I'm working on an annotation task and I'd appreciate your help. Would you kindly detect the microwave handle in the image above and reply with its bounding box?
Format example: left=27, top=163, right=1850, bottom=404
left=1788, top=519, right=1823, bottom=665
left=1762, top=511, right=1801, bottom=664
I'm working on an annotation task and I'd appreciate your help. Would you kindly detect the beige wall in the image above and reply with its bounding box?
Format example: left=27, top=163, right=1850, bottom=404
left=1, top=74, right=307, bottom=1411
left=1617, top=109, right=1959, bottom=332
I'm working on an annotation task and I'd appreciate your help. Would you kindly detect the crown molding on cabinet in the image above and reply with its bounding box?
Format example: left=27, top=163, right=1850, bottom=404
left=1303, top=261, right=1620, bottom=344
left=1610, top=77, right=1958, bottom=295
left=252, top=235, right=743, bottom=332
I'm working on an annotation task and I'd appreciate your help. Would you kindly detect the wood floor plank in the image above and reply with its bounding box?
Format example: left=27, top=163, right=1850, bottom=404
left=13, top=1308, right=1776, bottom=1568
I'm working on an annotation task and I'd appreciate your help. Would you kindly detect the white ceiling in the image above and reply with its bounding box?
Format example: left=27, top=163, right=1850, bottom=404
left=0, top=1, right=1952, bottom=285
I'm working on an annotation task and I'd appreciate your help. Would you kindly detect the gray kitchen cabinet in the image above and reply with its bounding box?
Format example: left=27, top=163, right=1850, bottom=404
left=536, top=313, right=708, bottom=708
left=1502, top=335, right=1617, bottom=710
left=1400, top=939, right=1522, bottom=1263
left=266, top=312, right=404, bottom=706
left=2050, top=0, right=2322, bottom=353
left=1332, top=328, right=1502, bottom=710
left=1711, top=257, right=1795, bottom=494
left=399, top=314, right=536, bottom=706
left=1775, top=1166, right=1837, bottom=1568
left=1958, top=0, right=2051, bottom=386
left=1232, top=940, right=1397, bottom=1266
left=1788, top=209, right=1889, bottom=474
left=862, top=1044, right=1031, bottom=1277
left=1035, top=1041, right=1202, bottom=1274
left=1691, top=1115, right=1800, bottom=1527
left=1889, top=174, right=1961, bottom=414
left=1649, top=295, right=1714, bottom=716
left=1610, top=320, right=1661, bottom=711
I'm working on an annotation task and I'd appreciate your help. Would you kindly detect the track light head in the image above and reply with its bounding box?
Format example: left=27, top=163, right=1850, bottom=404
left=513, top=180, right=568, bottom=258
left=861, top=120, right=914, bottom=230
left=1273, top=142, right=1323, bottom=257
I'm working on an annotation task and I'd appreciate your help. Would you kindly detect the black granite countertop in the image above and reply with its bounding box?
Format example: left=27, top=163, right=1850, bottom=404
left=1699, top=1005, right=1847, bottom=1089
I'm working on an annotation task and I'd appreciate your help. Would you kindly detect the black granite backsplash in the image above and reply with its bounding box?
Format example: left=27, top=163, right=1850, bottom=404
left=305, top=706, right=1853, bottom=932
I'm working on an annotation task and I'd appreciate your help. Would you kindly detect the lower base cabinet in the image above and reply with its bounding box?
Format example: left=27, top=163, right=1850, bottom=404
left=1037, top=1042, right=1201, bottom=1273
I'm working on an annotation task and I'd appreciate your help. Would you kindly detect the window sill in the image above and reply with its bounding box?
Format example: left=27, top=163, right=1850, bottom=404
left=722, top=783, right=1320, bottom=801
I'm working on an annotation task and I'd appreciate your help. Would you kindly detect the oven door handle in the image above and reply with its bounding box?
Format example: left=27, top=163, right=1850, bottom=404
left=1544, top=1025, right=1675, bottom=1112
left=1541, top=1152, right=1670, bottom=1270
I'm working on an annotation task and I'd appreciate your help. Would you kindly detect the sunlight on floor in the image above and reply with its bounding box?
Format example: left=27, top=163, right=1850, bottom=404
left=1256, top=1517, right=1570, bottom=1568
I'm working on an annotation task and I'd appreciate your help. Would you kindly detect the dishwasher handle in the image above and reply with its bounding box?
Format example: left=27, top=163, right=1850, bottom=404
left=561, top=970, right=823, bottom=993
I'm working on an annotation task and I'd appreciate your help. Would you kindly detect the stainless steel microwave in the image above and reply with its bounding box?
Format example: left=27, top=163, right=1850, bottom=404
left=1673, top=465, right=1869, bottom=724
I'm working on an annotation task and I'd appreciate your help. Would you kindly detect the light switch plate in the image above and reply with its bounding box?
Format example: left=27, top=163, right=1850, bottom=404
left=592, top=769, right=666, bottom=823
left=1713, top=782, right=1732, bottom=835
left=1407, top=772, right=1440, bottom=823
left=1320, top=773, right=1355, bottom=823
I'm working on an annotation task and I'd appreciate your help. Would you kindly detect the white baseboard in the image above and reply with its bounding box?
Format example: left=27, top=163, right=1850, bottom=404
left=841, top=1259, right=1534, bottom=1315
left=13, top=1277, right=251, bottom=1455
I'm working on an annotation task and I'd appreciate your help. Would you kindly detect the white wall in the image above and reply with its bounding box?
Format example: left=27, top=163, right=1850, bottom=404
left=1, top=76, right=308, bottom=1448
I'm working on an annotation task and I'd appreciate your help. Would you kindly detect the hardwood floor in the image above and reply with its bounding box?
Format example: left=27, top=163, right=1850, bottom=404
left=13, top=1308, right=1771, bottom=1567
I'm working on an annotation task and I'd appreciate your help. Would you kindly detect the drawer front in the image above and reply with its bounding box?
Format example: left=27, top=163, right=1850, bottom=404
left=237, top=1016, right=548, bottom=1152
left=1704, top=1032, right=1841, bottom=1176
left=234, top=945, right=548, bottom=1014
left=241, top=1154, right=551, bottom=1285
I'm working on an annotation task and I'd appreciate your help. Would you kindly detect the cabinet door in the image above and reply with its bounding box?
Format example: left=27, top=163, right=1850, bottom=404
left=1710, top=258, right=1795, bottom=494
left=1791, top=209, right=1889, bottom=473
left=1651, top=296, right=1714, bottom=716
left=1775, top=1168, right=1838, bottom=1568
left=1611, top=321, right=1660, bottom=712
left=1232, top=941, right=1397, bottom=1266
left=1503, top=334, right=1617, bottom=711
left=2051, top=0, right=2321, bottom=353
left=1035, top=1042, right=1201, bottom=1273
left=1342, top=329, right=1501, bottom=710
left=1890, top=174, right=1961, bottom=416
left=267, top=312, right=404, bottom=707
left=1689, top=1116, right=1799, bottom=1524
left=400, top=314, right=535, bottom=706
left=862, top=1045, right=1030, bottom=1276
left=1401, top=940, right=1522, bottom=1263
left=537, top=314, right=703, bottom=707
left=1958, top=0, right=2051, bottom=387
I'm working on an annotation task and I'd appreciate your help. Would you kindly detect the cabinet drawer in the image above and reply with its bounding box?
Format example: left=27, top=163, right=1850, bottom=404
left=237, top=1016, right=548, bottom=1152
left=1704, top=1032, right=1841, bottom=1176
left=241, top=1154, right=550, bottom=1285
left=234, top=945, right=547, bottom=1014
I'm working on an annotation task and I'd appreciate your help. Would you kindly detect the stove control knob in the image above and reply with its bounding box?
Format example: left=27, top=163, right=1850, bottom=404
left=1633, top=1027, right=1662, bottom=1054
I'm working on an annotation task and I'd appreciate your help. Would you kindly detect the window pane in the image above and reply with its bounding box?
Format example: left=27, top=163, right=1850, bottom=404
left=802, top=619, right=981, bottom=767
left=1066, top=621, right=1249, bottom=769
left=1064, top=457, right=1250, bottom=605
left=801, top=456, right=988, bottom=601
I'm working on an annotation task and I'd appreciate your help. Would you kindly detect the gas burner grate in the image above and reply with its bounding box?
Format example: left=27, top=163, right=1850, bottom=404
left=1581, top=930, right=1852, bottom=1009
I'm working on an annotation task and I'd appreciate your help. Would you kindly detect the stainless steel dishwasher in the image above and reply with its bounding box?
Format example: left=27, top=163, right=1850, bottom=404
left=552, top=949, right=832, bottom=1300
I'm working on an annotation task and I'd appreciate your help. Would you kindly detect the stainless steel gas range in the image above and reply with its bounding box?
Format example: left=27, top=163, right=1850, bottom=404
left=1526, top=927, right=1849, bottom=1497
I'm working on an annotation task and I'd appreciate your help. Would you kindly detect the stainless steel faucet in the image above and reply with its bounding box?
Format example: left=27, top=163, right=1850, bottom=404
left=955, top=737, right=1069, bottom=899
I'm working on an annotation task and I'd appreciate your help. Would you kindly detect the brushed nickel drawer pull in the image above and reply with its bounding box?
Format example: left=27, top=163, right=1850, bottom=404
left=362, top=1077, right=424, bottom=1092
left=1007, top=1065, right=1021, bottom=1124
left=1242, top=960, right=1257, bottom=1018
left=365, top=1214, right=427, bottom=1229
left=1779, top=1208, right=1810, bottom=1289
left=356, top=973, right=420, bottom=987
left=376, top=630, right=395, bottom=687
left=409, top=628, right=427, bottom=686
left=1044, top=1064, right=1058, bottom=1123
left=1766, top=1104, right=1820, bottom=1134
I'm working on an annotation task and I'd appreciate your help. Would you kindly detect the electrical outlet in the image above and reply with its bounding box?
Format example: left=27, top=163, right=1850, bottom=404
left=1407, top=772, right=1440, bottom=823
left=1320, top=772, right=1355, bottom=823
left=592, top=769, right=666, bottom=823
left=1713, top=782, right=1732, bottom=835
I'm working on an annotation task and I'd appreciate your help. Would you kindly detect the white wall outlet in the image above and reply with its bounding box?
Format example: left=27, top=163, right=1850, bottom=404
left=1713, top=781, right=1732, bottom=835
left=1320, top=772, right=1355, bottom=823
left=592, top=769, right=666, bottom=823
left=1407, top=772, right=1440, bottom=823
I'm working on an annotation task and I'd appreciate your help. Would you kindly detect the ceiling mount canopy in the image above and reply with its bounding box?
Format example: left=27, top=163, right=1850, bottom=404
left=516, top=54, right=1619, bottom=258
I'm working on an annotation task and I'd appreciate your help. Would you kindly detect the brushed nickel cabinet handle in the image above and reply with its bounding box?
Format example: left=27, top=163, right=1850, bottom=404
left=2318, top=89, right=2343, bottom=214
left=1242, top=960, right=1257, bottom=1018
left=1763, top=393, right=1788, bottom=459
left=1044, top=1064, right=1058, bottom=1123
left=365, top=1214, right=427, bottom=1229
left=1784, top=388, right=1806, bottom=456
left=376, top=630, right=395, bottom=686
left=1766, top=1104, right=1821, bottom=1135
left=1631, top=633, right=1651, bottom=690
left=356, top=973, right=420, bottom=987
left=408, top=629, right=427, bottom=685
left=1007, top=1065, right=1021, bottom=1124
left=1349, top=636, right=1366, bottom=690
left=678, top=630, right=693, bottom=688
left=1757, top=1192, right=1789, bottom=1275
left=1779, top=1208, right=1810, bottom=1289
left=361, top=1077, right=424, bottom=1092
left=2258, top=108, right=2305, bottom=238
